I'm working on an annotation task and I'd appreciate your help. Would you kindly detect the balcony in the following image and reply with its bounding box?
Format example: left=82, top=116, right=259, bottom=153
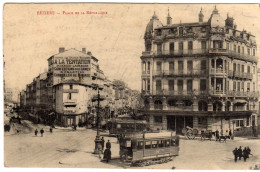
left=227, top=91, right=259, bottom=98
left=227, top=71, right=253, bottom=80
left=150, top=48, right=257, bottom=63
left=210, top=68, right=227, bottom=75
left=154, top=49, right=208, bottom=56
left=209, top=48, right=227, bottom=54
left=153, top=69, right=208, bottom=77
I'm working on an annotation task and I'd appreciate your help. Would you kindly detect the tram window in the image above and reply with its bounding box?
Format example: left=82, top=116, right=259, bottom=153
left=158, top=140, right=164, bottom=147
left=137, top=141, right=143, bottom=150
left=145, top=141, right=151, bottom=149
left=165, top=140, right=170, bottom=147
left=126, top=141, right=131, bottom=147
left=152, top=141, right=158, bottom=148
left=171, top=139, right=176, bottom=146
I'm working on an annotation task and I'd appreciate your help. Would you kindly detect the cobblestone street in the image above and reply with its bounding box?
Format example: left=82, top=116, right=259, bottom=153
left=4, top=120, right=260, bottom=170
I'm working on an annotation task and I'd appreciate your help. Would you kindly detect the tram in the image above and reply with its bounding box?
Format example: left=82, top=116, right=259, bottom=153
left=118, top=131, right=180, bottom=166
left=107, top=118, right=148, bottom=136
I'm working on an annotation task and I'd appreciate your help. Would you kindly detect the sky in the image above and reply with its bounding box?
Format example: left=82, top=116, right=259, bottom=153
left=3, top=3, right=260, bottom=92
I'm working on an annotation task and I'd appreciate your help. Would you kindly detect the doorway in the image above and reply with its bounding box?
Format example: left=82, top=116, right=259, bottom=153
left=167, top=116, right=176, bottom=131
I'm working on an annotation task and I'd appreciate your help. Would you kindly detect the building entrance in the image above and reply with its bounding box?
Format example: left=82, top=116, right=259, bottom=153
left=66, top=117, right=76, bottom=126
left=167, top=116, right=176, bottom=131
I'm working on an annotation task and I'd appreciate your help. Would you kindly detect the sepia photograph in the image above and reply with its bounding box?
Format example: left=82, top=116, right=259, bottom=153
left=3, top=2, right=260, bottom=170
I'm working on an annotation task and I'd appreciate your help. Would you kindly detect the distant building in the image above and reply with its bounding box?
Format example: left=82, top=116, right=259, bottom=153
left=140, top=7, right=258, bottom=136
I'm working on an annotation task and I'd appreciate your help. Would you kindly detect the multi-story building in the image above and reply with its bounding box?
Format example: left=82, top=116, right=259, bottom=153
left=141, top=7, right=258, bottom=135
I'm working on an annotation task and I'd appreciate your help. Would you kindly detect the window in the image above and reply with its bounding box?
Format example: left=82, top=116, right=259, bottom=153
left=200, top=79, right=206, bottom=91
left=171, top=139, right=176, bottom=146
left=247, top=66, right=250, bottom=73
left=247, top=48, right=250, bottom=55
left=233, top=45, right=236, bottom=52
left=187, top=60, right=193, bottom=71
left=168, top=100, right=176, bottom=106
left=253, top=49, right=255, bottom=56
left=154, top=100, right=162, bottom=110
left=178, top=80, right=183, bottom=91
left=246, top=117, right=250, bottom=126
left=157, top=44, right=162, bottom=53
left=147, top=61, right=150, bottom=73
left=242, top=47, right=244, bottom=54
left=226, top=43, right=229, bottom=50
left=145, top=141, right=151, bottom=149
left=242, top=65, right=244, bottom=73
left=253, top=82, right=255, bottom=92
left=237, top=82, right=240, bottom=91
left=253, top=66, right=256, bottom=74
left=201, top=41, right=206, bottom=49
left=154, top=116, right=162, bottom=123
left=137, top=141, right=143, bottom=150
left=165, top=140, right=170, bottom=147
left=69, top=84, right=73, bottom=89
left=147, top=79, right=150, bottom=91
left=233, top=81, right=236, bottom=91
left=178, top=61, right=183, bottom=72
left=247, top=83, right=250, bottom=92
left=168, top=80, right=174, bottom=91
left=241, top=82, right=244, bottom=92
left=187, top=80, right=193, bottom=91
left=169, top=43, right=174, bottom=54
left=238, top=46, right=240, bottom=53
left=201, top=60, right=206, bottom=70
left=157, top=29, right=162, bottom=36
left=179, top=42, right=183, bottom=52
left=156, top=80, right=162, bottom=91
left=156, top=62, right=162, bottom=71
left=152, top=141, right=158, bottom=148
left=235, top=120, right=244, bottom=127
left=188, top=41, right=193, bottom=50
left=158, top=140, right=164, bottom=147
left=233, top=63, right=236, bottom=72
left=68, top=93, right=72, bottom=100
left=169, top=62, right=174, bottom=71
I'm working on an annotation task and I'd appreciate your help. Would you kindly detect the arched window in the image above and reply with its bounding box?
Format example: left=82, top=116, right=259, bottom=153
left=154, top=100, right=163, bottom=110
left=198, top=100, right=208, bottom=111
left=226, top=101, right=231, bottom=112
left=213, top=101, right=222, bottom=111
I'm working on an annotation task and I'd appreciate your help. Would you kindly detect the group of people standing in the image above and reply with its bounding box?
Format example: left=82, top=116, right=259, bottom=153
left=98, top=137, right=112, bottom=163
left=233, top=146, right=251, bottom=162
left=34, top=128, right=45, bottom=137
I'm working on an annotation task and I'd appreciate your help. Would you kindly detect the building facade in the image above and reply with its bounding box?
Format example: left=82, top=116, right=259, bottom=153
left=141, top=7, right=258, bottom=135
left=20, top=47, right=140, bottom=127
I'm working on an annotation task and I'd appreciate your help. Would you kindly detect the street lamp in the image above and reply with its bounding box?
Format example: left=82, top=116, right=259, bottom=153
left=93, top=86, right=102, bottom=154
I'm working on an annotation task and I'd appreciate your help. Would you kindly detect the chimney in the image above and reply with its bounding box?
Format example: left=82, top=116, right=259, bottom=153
left=82, top=48, right=86, bottom=53
left=59, top=47, right=65, bottom=53
left=87, top=51, right=92, bottom=56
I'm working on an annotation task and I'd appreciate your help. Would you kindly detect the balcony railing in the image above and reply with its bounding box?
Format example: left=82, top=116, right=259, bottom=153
left=210, top=68, right=227, bottom=75
left=227, top=71, right=253, bottom=80
left=151, top=89, right=259, bottom=98
left=153, top=69, right=208, bottom=76
left=144, top=48, right=257, bottom=62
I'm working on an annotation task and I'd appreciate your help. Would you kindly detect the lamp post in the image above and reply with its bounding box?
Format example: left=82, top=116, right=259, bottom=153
left=93, top=86, right=102, bottom=154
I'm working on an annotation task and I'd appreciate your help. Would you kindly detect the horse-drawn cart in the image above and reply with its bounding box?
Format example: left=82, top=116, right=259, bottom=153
left=182, top=126, right=213, bottom=140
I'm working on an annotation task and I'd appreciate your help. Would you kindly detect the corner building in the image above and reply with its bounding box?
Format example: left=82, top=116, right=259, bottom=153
left=141, top=7, right=258, bottom=135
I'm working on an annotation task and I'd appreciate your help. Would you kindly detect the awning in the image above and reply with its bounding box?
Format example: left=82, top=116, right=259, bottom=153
left=234, top=99, right=247, bottom=104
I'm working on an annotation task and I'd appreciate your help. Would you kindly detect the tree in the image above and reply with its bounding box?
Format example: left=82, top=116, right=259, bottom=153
left=112, top=80, right=127, bottom=90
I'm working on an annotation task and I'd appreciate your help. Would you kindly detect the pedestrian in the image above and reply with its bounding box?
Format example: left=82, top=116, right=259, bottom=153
left=243, top=147, right=248, bottom=162
left=246, top=146, right=251, bottom=157
left=106, top=140, right=111, bottom=149
left=35, top=129, right=38, bottom=136
left=103, top=148, right=111, bottom=163
left=229, top=129, right=232, bottom=139
left=215, top=129, right=219, bottom=141
left=40, top=128, right=44, bottom=137
left=97, top=143, right=102, bottom=159
left=238, top=146, right=243, bottom=160
left=233, top=148, right=238, bottom=162
left=50, top=126, right=53, bottom=133
left=101, top=137, right=105, bottom=151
